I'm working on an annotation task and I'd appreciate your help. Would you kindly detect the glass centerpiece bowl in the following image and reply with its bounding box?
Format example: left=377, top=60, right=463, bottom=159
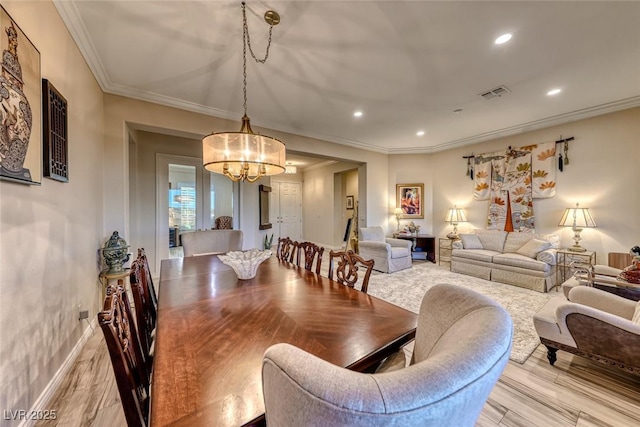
left=218, top=249, right=272, bottom=280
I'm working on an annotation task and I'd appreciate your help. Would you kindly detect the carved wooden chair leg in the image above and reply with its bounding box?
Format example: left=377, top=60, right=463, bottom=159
left=544, top=345, right=558, bottom=365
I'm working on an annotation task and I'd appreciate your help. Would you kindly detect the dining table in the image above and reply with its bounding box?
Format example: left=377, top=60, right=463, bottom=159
left=150, top=253, right=418, bottom=427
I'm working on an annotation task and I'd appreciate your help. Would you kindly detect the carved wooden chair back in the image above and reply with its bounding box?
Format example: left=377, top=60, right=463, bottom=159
left=215, top=215, right=233, bottom=229
left=296, top=241, right=325, bottom=274
left=98, top=281, right=150, bottom=427
left=129, top=259, right=156, bottom=374
left=328, top=250, right=375, bottom=293
left=137, top=248, right=158, bottom=307
left=276, top=237, right=297, bottom=263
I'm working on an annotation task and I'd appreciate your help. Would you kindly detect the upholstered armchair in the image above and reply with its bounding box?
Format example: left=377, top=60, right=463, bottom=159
left=533, top=286, right=640, bottom=375
left=262, top=284, right=513, bottom=426
left=358, top=226, right=412, bottom=273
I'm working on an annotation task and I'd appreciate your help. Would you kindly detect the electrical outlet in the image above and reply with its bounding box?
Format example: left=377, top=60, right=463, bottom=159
left=79, top=310, right=89, bottom=321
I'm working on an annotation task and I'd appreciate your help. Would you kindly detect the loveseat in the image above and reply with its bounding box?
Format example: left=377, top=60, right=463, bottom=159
left=451, top=229, right=558, bottom=292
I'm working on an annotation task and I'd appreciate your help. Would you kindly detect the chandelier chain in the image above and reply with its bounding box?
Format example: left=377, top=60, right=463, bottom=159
left=242, top=2, right=275, bottom=116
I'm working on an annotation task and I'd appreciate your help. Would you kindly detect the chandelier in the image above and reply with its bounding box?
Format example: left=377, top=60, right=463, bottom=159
left=202, top=2, right=286, bottom=183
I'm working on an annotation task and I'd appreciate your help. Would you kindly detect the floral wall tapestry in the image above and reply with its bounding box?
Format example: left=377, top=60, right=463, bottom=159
left=473, top=141, right=556, bottom=200
left=488, top=149, right=533, bottom=232
left=472, top=141, right=557, bottom=232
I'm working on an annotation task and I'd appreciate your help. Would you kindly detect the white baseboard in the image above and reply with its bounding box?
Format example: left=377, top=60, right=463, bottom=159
left=18, top=320, right=98, bottom=427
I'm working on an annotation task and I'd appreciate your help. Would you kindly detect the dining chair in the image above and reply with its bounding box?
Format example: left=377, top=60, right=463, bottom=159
left=98, top=281, right=150, bottom=427
left=137, top=248, right=158, bottom=306
left=276, top=237, right=297, bottom=263
left=262, top=283, right=513, bottom=427
left=296, top=241, right=325, bottom=274
left=215, top=215, right=233, bottom=229
left=328, top=249, right=374, bottom=293
left=181, top=229, right=243, bottom=256
left=129, top=259, right=156, bottom=374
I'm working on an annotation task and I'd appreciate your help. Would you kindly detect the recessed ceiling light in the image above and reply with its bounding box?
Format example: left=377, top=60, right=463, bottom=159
left=547, top=88, right=562, bottom=96
left=416, top=131, right=425, bottom=137
left=495, top=33, right=512, bottom=45
left=453, top=108, right=463, bottom=114
left=353, top=111, right=363, bottom=117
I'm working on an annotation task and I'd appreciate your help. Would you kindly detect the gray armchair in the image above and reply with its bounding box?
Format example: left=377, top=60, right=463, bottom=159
left=262, top=284, right=513, bottom=427
left=358, top=226, right=412, bottom=273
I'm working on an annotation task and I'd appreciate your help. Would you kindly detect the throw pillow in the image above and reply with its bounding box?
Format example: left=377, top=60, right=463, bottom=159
left=504, top=232, right=534, bottom=253
left=536, top=233, right=561, bottom=249
left=517, top=239, right=552, bottom=259
left=459, top=234, right=483, bottom=249
left=474, top=229, right=508, bottom=252
left=536, top=249, right=556, bottom=265
left=633, top=300, right=640, bottom=326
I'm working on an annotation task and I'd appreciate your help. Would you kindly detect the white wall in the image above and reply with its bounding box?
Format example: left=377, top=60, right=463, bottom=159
left=0, top=1, right=104, bottom=421
left=388, top=154, right=434, bottom=235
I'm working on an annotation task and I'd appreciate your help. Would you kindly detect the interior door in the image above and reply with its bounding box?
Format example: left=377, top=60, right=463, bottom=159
left=270, top=181, right=302, bottom=241
left=279, top=182, right=302, bottom=240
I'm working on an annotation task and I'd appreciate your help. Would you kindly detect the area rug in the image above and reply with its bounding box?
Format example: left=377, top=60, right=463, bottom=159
left=364, top=263, right=553, bottom=364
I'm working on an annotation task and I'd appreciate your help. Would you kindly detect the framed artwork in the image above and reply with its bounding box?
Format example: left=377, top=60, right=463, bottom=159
left=0, top=6, right=42, bottom=185
left=396, top=183, right=424, bottom=219
left=346, top=195, right=354, bottom=210
left=258, top=185, right=272, bottom=230
left=42, top=79, right=68, bottom=182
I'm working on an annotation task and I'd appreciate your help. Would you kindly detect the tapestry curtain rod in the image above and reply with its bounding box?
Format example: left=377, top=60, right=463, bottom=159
left=461, top=135, right=575, bottom=159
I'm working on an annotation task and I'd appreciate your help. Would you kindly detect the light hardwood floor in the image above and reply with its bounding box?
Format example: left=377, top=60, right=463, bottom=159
left=36, top=327, right=640, bottom=427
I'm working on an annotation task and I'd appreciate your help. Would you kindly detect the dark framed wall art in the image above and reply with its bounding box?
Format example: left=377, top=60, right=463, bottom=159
left=42, top=79, right=68, bottom=182
left=346, top=195, right=354, bottom=210
left=0, top=6, right=42, bottom=185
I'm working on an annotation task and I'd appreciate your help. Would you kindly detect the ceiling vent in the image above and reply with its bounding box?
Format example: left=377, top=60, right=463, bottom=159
left=480, top=85, right=511, bottom=100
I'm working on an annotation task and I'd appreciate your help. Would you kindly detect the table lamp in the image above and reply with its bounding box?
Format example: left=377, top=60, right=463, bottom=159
left=558, top=203, right=596, bottom=252
left=393, top=208, right=403, bottom=231
left=445, top=206, right=467, bottom=240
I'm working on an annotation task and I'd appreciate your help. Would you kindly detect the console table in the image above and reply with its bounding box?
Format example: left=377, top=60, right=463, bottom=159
left=396, top=234, right=436, bottom=262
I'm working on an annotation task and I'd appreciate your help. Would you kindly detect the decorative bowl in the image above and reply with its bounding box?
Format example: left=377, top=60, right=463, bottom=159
left=218, top=249, right=272, bottom=280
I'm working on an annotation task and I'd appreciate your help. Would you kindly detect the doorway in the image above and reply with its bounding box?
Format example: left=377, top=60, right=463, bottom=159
left=269, top=181, right=302, bottom=241
left=156, top=154, right=237, bottom=266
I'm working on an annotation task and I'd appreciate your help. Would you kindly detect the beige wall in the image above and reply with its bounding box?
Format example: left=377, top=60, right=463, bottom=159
left=3, top=1, right=639, bottom=421
left=0, top=1, right=105, bottom=421
left=389, top=107, right=640, bottom=262
left=104, top=94, right=389, bottom=256
left=302, top=163, right=361, bottom=248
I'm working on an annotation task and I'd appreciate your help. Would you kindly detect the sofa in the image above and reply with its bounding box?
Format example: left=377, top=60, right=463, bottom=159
left=358, top=226, right=413, bottom=273
left=451, top=229, right=558, bottom=293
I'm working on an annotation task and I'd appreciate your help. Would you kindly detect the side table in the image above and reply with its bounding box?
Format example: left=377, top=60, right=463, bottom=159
left=555, top=249, right=596, bottom=291
left=439, top=238, right=454, bottom=269
left=395, top=234, right=436, bottom=262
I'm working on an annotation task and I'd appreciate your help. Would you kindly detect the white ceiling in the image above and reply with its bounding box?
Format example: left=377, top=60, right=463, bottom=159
left=55, top=1, right=640, bottom=154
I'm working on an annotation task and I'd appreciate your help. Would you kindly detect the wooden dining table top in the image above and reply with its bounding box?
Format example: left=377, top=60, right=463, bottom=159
left=150, top=254, right=418, bottom=427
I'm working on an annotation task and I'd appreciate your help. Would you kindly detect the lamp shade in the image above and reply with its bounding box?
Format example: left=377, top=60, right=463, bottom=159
left=393, top=208, right=404, bottom=216
left=202, top=116, right=286, bottom=182
left=558, top=203, right=596, bottom=228
left=445, top=207, right=467, bottom=224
